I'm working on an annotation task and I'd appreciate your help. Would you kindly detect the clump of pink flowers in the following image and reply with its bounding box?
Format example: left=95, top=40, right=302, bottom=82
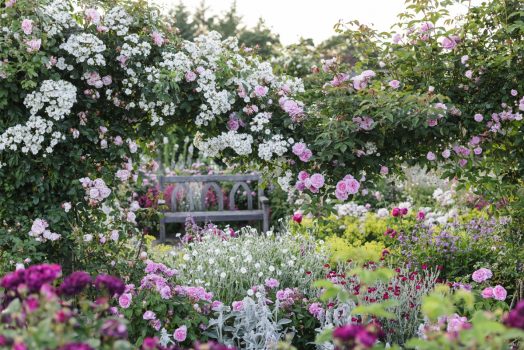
left=295, top=171, right=325, bottom=193
left=292, top=142, right=312, bottom=162
left=335, top=175, right=360, bottom=201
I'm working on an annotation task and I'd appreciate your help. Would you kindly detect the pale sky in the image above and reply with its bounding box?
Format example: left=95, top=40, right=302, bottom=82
left=153, top=0, right=482, bottom=45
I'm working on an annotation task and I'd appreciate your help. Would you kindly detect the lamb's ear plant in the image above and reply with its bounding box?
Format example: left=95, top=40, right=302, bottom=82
left=206, top=288, right=292, bottom=350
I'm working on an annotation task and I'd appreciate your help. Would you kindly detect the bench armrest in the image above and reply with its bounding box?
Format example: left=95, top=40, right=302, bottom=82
left=259, top=195, right=269, bottom=206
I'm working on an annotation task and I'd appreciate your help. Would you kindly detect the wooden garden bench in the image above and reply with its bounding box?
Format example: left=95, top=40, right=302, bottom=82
left=158, top=174, right=270, bottom=242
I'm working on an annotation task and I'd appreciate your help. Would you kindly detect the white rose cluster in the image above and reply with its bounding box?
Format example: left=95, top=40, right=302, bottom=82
left=79, top=177, right=111, bottom=205
left=28, top=218, right=61, bottom=242
left=60, top=33, right=106, bottom=66
left=41, top=0, right=79, bottom=37
left=0, top=116, right=60, bottom=154
left=24, top=80, right=77, bottom=121
left=195, top=131, right=253, bottom=158
left=104, top=6, right=133, bottom=36
left=257, top=134, right=290, bottom=161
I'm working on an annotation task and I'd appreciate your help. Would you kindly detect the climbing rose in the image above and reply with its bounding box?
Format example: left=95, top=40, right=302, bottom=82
left=492, top=285, right=507, bottom=301
left=389, top=80, right=400, bottom=89
left=21, top=19, right=32, bottom=35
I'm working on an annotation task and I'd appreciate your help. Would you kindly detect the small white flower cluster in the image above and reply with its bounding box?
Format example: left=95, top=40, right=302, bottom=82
left=24, top=80, right=77, bottom=120
left=277, top=170, right=294, bottom=193
left=257, top=134, right=289, bottom=161
left=336, top=202, right=369, bottom=217
left=41, top=0, right=79, bottom=37
left=120, top=34, right=152, bottom=60
left=60, top=33, right=106, bottom=66
left=250, top=112, right=272, bottom=132
left=104, top=6, right=133, bottom=36
left=79, top=177, right=111, bottom=204
left=158, top=52, right=192, bottom=80
left=195, top=131, right=253, bottom=158
left=432, top=187, right=455, bottom=206
left=28, top=218, right=61, bottom=242
left=194, top=68, right=233, bottom=126
left=0, top=116, right=63, bottom=154
left=55, top=57, right=74, bottom=71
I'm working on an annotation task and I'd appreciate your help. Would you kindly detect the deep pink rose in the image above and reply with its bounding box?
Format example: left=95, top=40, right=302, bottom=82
left=173, top=325, right=187, bottom=342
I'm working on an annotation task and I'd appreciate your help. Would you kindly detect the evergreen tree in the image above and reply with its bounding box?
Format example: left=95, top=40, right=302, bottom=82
left=170, top=1, right=197, bottom=40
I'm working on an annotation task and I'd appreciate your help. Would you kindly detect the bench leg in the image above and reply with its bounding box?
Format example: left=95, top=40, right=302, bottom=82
left=262, top=207, right=270, bottom=233
left=159, top=218, right=166, bottom=243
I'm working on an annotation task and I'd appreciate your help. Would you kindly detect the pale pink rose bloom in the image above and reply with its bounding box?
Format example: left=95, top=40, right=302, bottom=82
left=310, top=173, right=325, bottom=189
left=173, top=325, right=187, bottom=342
left=492, top=285, right=507, bottom=301
left=299, top=149, right=312, bottom=162
left=185, top=71, right=197, bottom=82
left=102, top=75, right=112, bottom=85
left=89, top=188, right=100, bottom=199
left=380, top=166, right=389, bottom=175
left=461, top=55, right=469, bottom=65
left=388, top=80, right=400, bottom=89
left=5, top=0, right=16, bottom=7
left=473, top=147, right=482, bottom=155
left=254, top=85, right=269, bottom=97
left=442, top=149, right=451, bottom=158
left=118, top=293, right=132, bottom=308
left=428, top=119, right=438, bottom=127
left=392, top=33, right=402, bottom=44
left=472, top=268, right=492, bottom=283
left=31, top=219, right=48, bottom=235
left=481, top=287, right=494, bottom=299
left=335, top=189, right=348, bottom=201
left=345, top=178, right=360, bottom=195
left=116, top=169, right=131, bottom=181
left=26, top=39, right=41, bottom=53
left=85, top=8, right=101, bottom=24
left=459, top=159, right=468, bottom=167
left=292, top=142, right=307, bottom=156
left=510, top=89, right=518, bottom=97
left=474, top=113, right=484, bottom=122
left=113, top=136, right=123, bottom=145
left=446, top=314, right=470, bottom=333
left=110, top=230, right=119, bottom=242
left=151, top=31, right=164, bottom=46
left=232, top=301, right=244, bottom=311
left=465, top=70, right=473, bottom=79
left=419, top=22, right=434, bottom=33
left=295, top=181, right=305, bottom=191
left=427, top=152, right=436, bottom=161
left=21, top=19, right=33, bottom=35
left=97, top=25, right=109, bottom=33
left=143, top=310, right=156, bottom=320
left=126, top=211, right=136, bottom=224
left=441, top=36, right=457, bottom=50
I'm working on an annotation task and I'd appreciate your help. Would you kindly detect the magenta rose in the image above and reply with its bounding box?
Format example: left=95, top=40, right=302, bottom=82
left=173, top=325, right=187, bottom=342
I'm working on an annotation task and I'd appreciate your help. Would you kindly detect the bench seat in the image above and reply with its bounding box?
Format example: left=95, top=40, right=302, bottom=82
left=163, top=210, right=265, bottom=223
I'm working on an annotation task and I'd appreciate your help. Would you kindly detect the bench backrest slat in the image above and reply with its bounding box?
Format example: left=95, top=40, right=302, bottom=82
left=160, top=174, right=261, bottom=212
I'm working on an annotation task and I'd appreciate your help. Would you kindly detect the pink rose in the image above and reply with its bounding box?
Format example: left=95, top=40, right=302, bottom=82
left=474, top=113, right=483, bottom=122
left=336, top=180, right=348, bottom=194
left=380, top=166, right=389, bottom=175
left=173, top=326, right=187, bottom=342
left=345, top=178, right=360, bottom=195
left=185, top=71, right=197, bottom=82
left=254, top=85, right=268, bottom=97
left=441, top=36, right=457, bottom=50
left=510, top=89, right=518, bottom=97
left=118, top=293, right=132, bottom=308
left=310, top=173, right=325, bottom=189
left=481, top=287, right=494, bottom=299
left=232, top=301, right=244, bottom=311
left=297, top=171, right=309, bottom=181
left=292, top=142, right=307, bottom=156
left=472, top=268, right=492, bottom=283
left=151, top=31, right=164, bottom=46
left=85, top=8, right=100, bottom=24
left=299, top=149, right=312, bottom=162
left=227, top=118, right=239, bottom=131
left=492, top=285, right=507, bottom=301
left=143, top=310, right=156, bottom=320
left=295, top=181, right=305, bottom=191
left=465, top=70, right=473, bottom=79
left=427, top=152, right=436, bottom=161
left=388, top=80, right=400, bottom=89
left=21, top=19, right=32, bottom=35
left=335, top=189, right=348, bottom=201
left=26, top=39, right=41, bottom=53
left=102, top=75, right=112, bottom=86
left=419, top=22, right=434, bottom=33
left=391, top=207, right=401, bottom=217
left=292, top=212, right=302, bottom=224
